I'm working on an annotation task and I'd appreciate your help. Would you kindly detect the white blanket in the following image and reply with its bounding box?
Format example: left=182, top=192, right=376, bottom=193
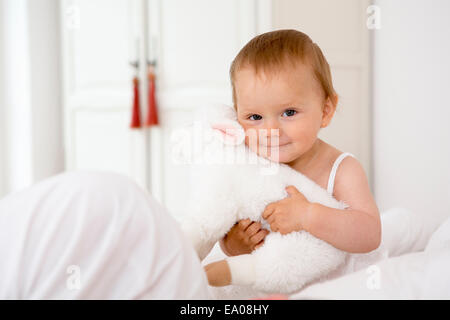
left=1, top=171, right=449, bottom=299
left=0, top=171, right=210, bottom=299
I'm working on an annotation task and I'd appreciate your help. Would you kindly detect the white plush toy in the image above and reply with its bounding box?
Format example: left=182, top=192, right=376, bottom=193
left=175, top=103, right=349, bottom=294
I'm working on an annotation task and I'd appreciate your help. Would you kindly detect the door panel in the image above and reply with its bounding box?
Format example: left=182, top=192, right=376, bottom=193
left=61, top=0, right=147, bottom=187
left=147, top=0, right=261, bottom=218
left=73, top=110, right=131, bottom=175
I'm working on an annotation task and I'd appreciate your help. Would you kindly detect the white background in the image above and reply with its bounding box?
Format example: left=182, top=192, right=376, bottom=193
left=373, top=0, right=450, bottom=230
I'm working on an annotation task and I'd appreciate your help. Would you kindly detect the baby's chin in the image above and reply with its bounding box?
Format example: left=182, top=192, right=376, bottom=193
left=267, top=153, right=296, bottom=164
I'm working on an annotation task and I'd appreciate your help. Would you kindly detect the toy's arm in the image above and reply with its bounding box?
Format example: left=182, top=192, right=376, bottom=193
left=225, top=254, right=256, bottom=285
left=180, top=218, right=217, bottom=260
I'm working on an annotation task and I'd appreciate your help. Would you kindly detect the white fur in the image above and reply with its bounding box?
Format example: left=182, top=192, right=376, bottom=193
left=177, top=103, right=348, bottom=294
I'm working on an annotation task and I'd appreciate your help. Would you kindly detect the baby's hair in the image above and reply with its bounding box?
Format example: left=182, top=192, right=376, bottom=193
left=229, top=29, right=337, bottom=109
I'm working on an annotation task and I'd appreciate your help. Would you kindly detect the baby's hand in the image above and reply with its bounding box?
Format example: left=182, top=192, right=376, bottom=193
left=220, top=219, right=269, bottom=256
left=262, top=186, right=312, bottom=235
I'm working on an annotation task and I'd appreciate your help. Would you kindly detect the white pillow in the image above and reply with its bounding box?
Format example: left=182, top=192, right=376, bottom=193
left=425, top=215, right=450, bottom=252
left=380, top=207, right=427, bottom=257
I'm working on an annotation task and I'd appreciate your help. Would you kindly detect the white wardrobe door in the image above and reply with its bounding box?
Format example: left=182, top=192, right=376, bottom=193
left=148, top=0, right=263, bottom=218
left=61, top=0, right=147, bottom=187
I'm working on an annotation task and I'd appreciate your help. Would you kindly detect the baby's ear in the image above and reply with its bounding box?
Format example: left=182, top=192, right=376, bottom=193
left=211, top=121, right=245, bottom=146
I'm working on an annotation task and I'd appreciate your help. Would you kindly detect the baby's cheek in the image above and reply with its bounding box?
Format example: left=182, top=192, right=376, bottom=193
left=244, top=130, right=257, bottom=145
left=283, top=126, right=306, bottom=146
left=244, top=135, right=259, bottom=154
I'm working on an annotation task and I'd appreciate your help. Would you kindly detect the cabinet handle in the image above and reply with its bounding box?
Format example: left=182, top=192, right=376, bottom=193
left=145, top=60, right=159, bottom=126
left=129, top=36, right=142, bottom=129
left=130, top=75, right=142, bottom=129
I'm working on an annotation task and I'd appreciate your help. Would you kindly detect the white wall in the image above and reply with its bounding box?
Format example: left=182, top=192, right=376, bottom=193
left=27, top=0, right=64, bottom=183
left=0, top=0, right=64, bottom=198
left=373, top=0, right=450, bottom=233
left=0, top=0, right=5, bottom=197
left=1, top=0, right=34, bottom=195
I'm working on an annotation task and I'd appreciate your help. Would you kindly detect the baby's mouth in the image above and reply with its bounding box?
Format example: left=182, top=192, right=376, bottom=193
left=260, top=142, right=290, bottom=148
left=256, top=143, right=291, bottom=161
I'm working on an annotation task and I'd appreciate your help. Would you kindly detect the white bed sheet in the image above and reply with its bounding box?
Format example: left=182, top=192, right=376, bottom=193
left=290, top=248, right=450, bottom=299
left=290, top=209, right=450, bottom=299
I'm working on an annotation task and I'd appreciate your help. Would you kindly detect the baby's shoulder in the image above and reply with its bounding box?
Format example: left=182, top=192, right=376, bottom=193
left=336, top=155, right=364, bottom=178
left=320, top=141, right=343, bottom=167
left=333, top=152, right=369, bottom=197
left=319, top=141, right=373, bottom=205
left=321, top=141, right=366, bottom=185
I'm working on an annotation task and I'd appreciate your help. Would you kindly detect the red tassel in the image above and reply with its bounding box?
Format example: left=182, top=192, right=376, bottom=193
left=145, top=69, right=159, bottom=126
left=130, top=76, right=141, bottom=129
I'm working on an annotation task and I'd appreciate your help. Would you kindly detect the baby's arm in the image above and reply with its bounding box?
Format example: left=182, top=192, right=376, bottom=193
left=306, top=157, right=381, bottom=253
left=204, top=260, right=232, bottom=286
left=204, top=220, right=267, bottom=287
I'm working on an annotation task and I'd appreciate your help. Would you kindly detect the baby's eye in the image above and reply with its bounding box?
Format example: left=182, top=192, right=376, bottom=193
left=282, top=109, right=297, bottom=117
left=248, top=114, right=262, bottom=121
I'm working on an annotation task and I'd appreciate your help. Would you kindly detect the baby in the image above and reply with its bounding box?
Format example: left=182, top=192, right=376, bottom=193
left=205, top=29, right=381, bottom=286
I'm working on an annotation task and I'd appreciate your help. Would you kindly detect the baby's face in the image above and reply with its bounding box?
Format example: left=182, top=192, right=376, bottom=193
left=235, top=62, right=328, bottom=163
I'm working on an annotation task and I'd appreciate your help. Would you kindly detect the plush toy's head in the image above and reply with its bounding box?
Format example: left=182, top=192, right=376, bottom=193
left=208, top=104, right=246, bottom=146
left=170, top=103, right=247, bottom=165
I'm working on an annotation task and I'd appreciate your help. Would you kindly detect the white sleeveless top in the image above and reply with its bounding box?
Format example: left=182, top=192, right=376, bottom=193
left=326, top=152, right=355, bottom=195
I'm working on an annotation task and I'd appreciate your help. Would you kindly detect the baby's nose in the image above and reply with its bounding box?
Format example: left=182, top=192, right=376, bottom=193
left=263, top=118, right=280, bottom=133
left=262, top=120, right=281, bottom=138
left=262, top=129, right=280, bottom=142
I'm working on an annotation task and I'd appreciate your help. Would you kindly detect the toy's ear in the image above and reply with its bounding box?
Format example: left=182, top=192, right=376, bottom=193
left=212, top=121, right=245, bottom=146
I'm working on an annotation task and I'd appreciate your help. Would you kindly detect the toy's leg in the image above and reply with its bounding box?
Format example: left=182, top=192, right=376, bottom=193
left=204, top=254, right=257, bottom=287
left=204, top=255, right=257, bottom=288
left=217, top=233, right=345, bottom=294
left=181, top=204, right=238, bottom=261
left=180, top=219, right=217, bottom=261
left=225, top=254, right=257, bottom=286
